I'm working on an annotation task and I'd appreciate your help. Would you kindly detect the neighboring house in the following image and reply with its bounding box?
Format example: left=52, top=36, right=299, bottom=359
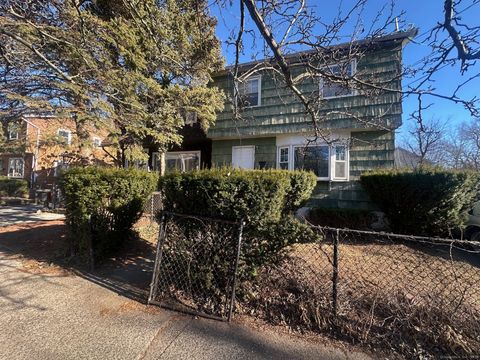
left=0, top=113, right=110, bottom=193
left=161, top=30, right=416, bottom=210
left=394, top=147, right=432, bottom=168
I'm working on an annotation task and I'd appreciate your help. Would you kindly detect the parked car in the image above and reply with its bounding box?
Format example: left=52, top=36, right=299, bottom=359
left=466, top=202, right=480, bottom=241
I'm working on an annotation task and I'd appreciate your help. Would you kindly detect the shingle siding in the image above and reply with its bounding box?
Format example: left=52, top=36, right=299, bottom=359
left=209, top=45, right=403, bottom=139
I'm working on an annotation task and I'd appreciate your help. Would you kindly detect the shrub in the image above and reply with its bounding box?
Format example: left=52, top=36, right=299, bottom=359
left=308, top=207, right=375, bottom=230
left=360, top=167, right=480, bottom=236
left=159, top=168, right=317, bottom=222
left=0, top=176, right=29, bottom=198
left=159, top=168, right=320, bottom=286
left=60, top=167, right=158, bottom=261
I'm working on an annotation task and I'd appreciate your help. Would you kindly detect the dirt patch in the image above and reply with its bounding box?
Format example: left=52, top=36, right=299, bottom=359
left=241, top=241, right=480, bottom=359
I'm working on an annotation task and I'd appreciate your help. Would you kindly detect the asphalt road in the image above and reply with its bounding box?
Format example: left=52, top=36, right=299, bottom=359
left=0, top=248, right=373, bottom=360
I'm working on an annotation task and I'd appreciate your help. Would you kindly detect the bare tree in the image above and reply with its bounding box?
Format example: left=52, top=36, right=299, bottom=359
left=442, top=119, right=480, bottom=169
left=404, top=114, right=446, bottom=166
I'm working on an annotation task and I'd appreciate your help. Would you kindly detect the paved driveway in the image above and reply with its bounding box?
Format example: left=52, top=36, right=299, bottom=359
left=0, top=205, right=64, bottom=227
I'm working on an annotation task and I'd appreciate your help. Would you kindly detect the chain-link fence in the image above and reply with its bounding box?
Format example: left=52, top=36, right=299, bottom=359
left=251, top=226, right=480, bottom=356
left=148, top=211, right=244, bottom=321
left=147, top=213, right=480, bottom=356
left=142, top=191, right=163, bottom=222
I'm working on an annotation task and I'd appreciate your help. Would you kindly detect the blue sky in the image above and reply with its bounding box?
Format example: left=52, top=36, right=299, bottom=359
left=210, top=1, right=480, bottom=139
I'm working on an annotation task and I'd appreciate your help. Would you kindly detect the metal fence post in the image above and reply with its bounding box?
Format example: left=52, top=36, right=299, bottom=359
left=148, top=213, right=167, bottom=304
left=150, top=194, right=155, bottom=222
left=88, top=214, right=95, bottom=271
left=332, top=228, right=339, bottom=317
left=228, top=220, right=245, bottom=322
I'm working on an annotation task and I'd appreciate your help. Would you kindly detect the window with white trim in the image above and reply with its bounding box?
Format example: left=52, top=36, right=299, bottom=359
left=92, top=137, right=102, bottom=147
left=320, top=60, right=356, bottom=98
left=57, top=129, right=72, bottom=145
left=8, top=123, right=19, bottom=140
left=333, top=145, right=348, bottom=180
left=151, top=152, right=161, bottom=171
left=184, top=111, right=198, bottom=126
left=277, top=144, right=349, bottom=181
left=294, top=145, right=330, bottom=180
left=278, top=147, right=289, bottom=170
left=8, top=158, right=24, bottom=178
left=237, top=76, right=261, bottom=107
left=165, top=151, right=201, bottom=173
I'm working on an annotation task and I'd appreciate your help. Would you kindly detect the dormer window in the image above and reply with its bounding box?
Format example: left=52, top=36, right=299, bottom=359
left=57, top=129, right=72, bottom=145
left=237, top=76, right=261, bottom=107
left=320, top=60, right=356, bottom=98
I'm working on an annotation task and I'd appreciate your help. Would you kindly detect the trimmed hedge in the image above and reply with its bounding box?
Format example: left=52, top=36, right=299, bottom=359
left=159, top=168, right=319, bottom=285
left=60, top=167, right=158, bottom=261
left=360, top=167, right=480, bottom=236
left=159, top=168, right=317, bottom=223
left=0, top=176, right=29, bottom=198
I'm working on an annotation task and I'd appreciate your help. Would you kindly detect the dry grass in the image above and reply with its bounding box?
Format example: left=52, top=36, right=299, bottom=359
left=242, top=241, right=480, bottom=359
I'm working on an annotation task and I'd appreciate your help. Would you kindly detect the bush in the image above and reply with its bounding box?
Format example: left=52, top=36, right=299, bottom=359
left=0, top=176, right=29, bottom=198
left=360, top=167, right=480, bottom=236
left=60, top=167, right=158, bottom=261
left=159, top=168, right=317, bottom=222
left=308, top=207, right=375, bottom=230
left=159, top=168, right=319, bottom=285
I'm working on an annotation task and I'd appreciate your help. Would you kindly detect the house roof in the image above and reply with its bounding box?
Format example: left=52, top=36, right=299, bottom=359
left=394, top=147, right=432, bottom=168
left=216, top=28, right=418, bottom=76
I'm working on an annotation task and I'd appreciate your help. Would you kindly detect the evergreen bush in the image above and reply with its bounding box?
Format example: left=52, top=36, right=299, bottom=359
left=60, top=167, right=158, bottom=261
left=159, top=168, right=319, bottom=285
left=360, top=167, right=480, bottom=236
left=0, top=176, right=29, bottom=197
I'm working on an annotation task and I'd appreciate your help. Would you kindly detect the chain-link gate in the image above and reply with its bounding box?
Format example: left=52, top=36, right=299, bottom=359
left=148, top=211, right=244, bottom=321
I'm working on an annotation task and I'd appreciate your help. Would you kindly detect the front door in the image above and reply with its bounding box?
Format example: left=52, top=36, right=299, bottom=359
left=232, top=146, right=255, bottom=169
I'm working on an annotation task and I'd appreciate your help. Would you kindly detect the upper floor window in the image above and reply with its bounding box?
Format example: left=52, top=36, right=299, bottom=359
left=8, top=123, right=19, bottom=140
left=57, top=129, right=72, bottom=145
left=8, top=158, right=24, bottom=178
left=92, top=137, right=102, bottom=147
left=320, top=60, right=356, bottom=98
left=184, top=111, right=198, bottom=126
left=237, top=76, right=261, bottom=107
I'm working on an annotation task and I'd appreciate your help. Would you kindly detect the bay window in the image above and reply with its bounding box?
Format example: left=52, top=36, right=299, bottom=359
left=277, top=144, right=349, bottom=181
left=294, top=145, right=330, bottom=180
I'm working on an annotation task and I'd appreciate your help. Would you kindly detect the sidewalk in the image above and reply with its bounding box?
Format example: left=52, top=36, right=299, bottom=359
left=0, top=205, right=64, bottom=227
left=0, top=248, right=373, bottom=360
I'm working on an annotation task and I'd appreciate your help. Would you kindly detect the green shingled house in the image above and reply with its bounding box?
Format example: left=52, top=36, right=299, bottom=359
left=157, top=30, right=416, bottom=210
